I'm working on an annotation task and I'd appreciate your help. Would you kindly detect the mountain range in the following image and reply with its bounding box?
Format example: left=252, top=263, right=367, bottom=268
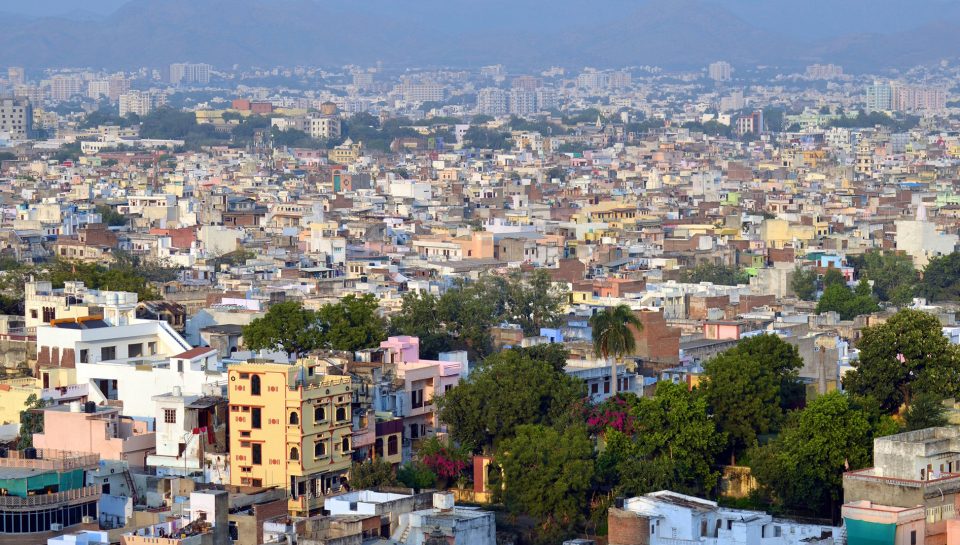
left=3, top=0, right=960, bottom=71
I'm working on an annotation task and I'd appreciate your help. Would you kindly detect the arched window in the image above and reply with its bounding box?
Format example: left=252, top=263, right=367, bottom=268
left=289, top=447, right=299, bottom=461
left=289, top=412, right=299, bottom=426
left=250, top=374, right=261, bottom=396
left=315, top=441, right=326, bottom=458
left=341, top=436, right=350, bottom=453
left=375, top=438, right=384, bottom=458
left=336, top=407, right=346, bottom=422
left=315, top=406, right=326, bottom=422
left=387, top=435, right=399, bottom=456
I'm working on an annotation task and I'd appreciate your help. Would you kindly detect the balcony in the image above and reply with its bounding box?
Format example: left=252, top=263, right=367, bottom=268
left=0, top=486, right=100, bottom=510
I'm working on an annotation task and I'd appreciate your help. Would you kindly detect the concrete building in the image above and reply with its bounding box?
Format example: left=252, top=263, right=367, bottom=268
left=169, top=63, right=212, bottom=86
left=393, top=492, right=496, bottom=545
left=894, top=204, right=958, bottom=268
left=477, top=88, right=508, bottom=117
left=708, top=61, right=733, bottom=82
left=227, top=360, right=354, bottom=516
left=32, top=402, right=156, bottom=468
left=0, top=96, right=32, bottom=139
left=608, top=491, right=840, bottom=545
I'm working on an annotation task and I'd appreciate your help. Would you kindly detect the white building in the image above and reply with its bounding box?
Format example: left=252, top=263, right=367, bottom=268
left=708, top=61, right=733, bottom=82
left=477, top=88, right=508, bottom=117
left=610, top=491, right=840, bottom=545
left=0, top=97, right=32, bottom=139
left=895, top=203, right=959, bottom=268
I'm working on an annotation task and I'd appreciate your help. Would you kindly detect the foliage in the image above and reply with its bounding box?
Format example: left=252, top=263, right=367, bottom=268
left=397, top=462, right=437, bottom=491
left=595, top=383, right=725, bottom=498
left=821, top=268, right=846, bottom=288
left=790, top=267, right=818, bottom=301
left=497, top=424, right=595, bottom=525
left=80, top=108, right=140, bottom=129
left=389, top=292, right=452, bottom=359
left=828, top=110, right=920, bottom=132
left=44, top=258, right=163, bottom=300
left=18, top=394, right=47, bottom=449
left=749, top=392, right=874, bottom=517
left=95, top=204, right=129, bottom=227
left=463, top=126, right=511, bottom=149
left=848, top=251, right=918, bottom=305
left=242, top=301, right=323, bottom=358
left=681, top=120, right=734, bottom=138
left=815, top=280, right=880, bottom=320
left=317, top=294, right=387, bottom=352
left=348, top=459, right=399, bottom=489
left=506, top=269, right=569, bottom=336
left=702, top=334, right=803, bottom=460
left=903, top=393, right=948, bottom=431
left=680, top=263, right=749, bottom=286
left=342, top=113, right=421, bottom=153
left=843, top=309, right=960, bottom=414
left=590, top=305, right=641, bottom=361
left=417, top=436, right=471, bottom=481
left=436, top=348, right=585, bottom=452
left=271, top=127, right=321, bottom=149
left=919, top=252, right=960, bottom=302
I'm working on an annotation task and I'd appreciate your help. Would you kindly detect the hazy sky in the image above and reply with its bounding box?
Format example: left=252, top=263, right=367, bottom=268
left=4, top=0, right=130, bottom=16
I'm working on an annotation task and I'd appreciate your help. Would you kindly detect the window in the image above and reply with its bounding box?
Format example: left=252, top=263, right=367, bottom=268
left=410, top=424, right=420, bottom=439
left=164, top=409, right=176, bottom=424
left=375, top=438, right=384, bottom=458
left=289, top=447, right=299, bottom=461
left=148, top=342, right=157, bottom=355
left=341, top=437, right=350, bottom=452
left=101, top=346, right=116, bottom=361
left=315, top=441, right=326, bottom=457
left=251, top=443, right=262, bottom=465
left=591, top=383, right=599, bottom=395
left=411, top=389, right=424, bottom=409
left=911, top=530, right=917, bottom=545
left=289, top=412, right=299, bottom=426
left=128, top=343, right=143, bottom=358
left=388, top=435, right=399, bottom=456
left=336, top=407, right=347, bottom=422
left=30, top=309, right=38, bottom=319
left=250, top=374, right=261, bottom=396
left=79, top=349, right=88, bottom=364
left=251, top=407, right=262, bottom=429
left=314, top=406, right=326, bottom=422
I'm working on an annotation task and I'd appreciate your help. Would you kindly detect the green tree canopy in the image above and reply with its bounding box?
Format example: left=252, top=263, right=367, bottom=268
left=702, top=334, right=803, bottom=461
left=595, top=383, right=725, bottom=497
left=348, top=459, right=399, bottom=489
left=680, top=263, right=749, bottom=286
left=389, top=292, right=452, bottom=359
left=843, top=309, right=960, bottom=414
left=590, top=305, right=642, bottom=396
left=497, top=424, right=595, bottom=525
left=18, top=394, right=47, bottom=449
left=436, top=347, right=585, bottom=452
left=749, top=392, right=875, bottom=518
left=848, top=251, right=918, bottom=306
left=317, top=294, right=387, bottom=352
left=790, top=267, right=818, bottom=301
left=920, top=252, right=960, bottom=302
left=903, top=393, right=948, bottom=431
left=242, top=301, right=323, bottom=358
left=815, top=280, right=880, bottom=320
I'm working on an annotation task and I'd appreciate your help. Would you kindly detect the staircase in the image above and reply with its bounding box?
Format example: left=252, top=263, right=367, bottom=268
left=835, top=524, right=846, bottom=545
left=122, top=469, right=141, bottom=506
left=398, top=525, right=411, bottom=544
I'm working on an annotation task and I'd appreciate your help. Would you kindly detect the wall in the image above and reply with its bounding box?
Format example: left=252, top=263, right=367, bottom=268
left=608, top=508, right=650, bottom=545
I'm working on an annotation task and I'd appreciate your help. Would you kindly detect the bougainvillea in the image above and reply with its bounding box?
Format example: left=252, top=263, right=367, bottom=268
left=417, top=436, right=471, bottom=480
left=586, top=396, right=636, bottom=435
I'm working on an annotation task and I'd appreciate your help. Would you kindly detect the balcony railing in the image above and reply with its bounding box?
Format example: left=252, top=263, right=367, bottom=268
left=0, top=450, right=99, bottom=471
left=0, top=486, right=100, bottom=509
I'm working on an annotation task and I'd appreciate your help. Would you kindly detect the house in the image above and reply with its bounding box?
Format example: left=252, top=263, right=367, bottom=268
left=32, top=402, right=156, bottom=468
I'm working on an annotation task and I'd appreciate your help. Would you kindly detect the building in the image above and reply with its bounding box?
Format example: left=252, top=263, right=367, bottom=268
left=119, top=90, right=166, bottom=117
left=841, top=501, right=924, bottom=545
left=843, top=427, right=960, bottom=544
left=393, top=492, right=496, bottom=545
left=708, top=61, right=733, bottom=82
left=47, top=75, right=83, bottom=102
left=894, top=204, right=959, bottom=268
left=32, top=401, right=156, bottom=468
left=866, top=82, right=893, bottom=112
left=805, top=64, right=844, bottom=79
left=535, top=87, right=559, bottom=112
left=170, top=63, right=212, bottom=86
left=146, top=388, right=229, bottom=482
left=227, top=359, right=354, bottom=516
left=0, top=449, right=101, bottom=536
left=608, top=491, right=840, bottom=545
left=396, top=82, right=445, bottom=103
left=306, top=115, right=342, bottom=140
left=477, top=88, right=508, bottom=117
left=0, top=96, right=33, bottom=139
left=509, top=88, right=537, bottom=117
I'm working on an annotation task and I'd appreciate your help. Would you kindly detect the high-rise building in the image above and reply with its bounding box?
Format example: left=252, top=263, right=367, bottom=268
left=108, top=76, right=130, bottom=101
left=708, top=61, right=733, bottom=82
left=477, top=87, right=508, bottom=117
left=535, top=87, right=559, bottom=112
left=609, top=70, right=632, bottom=89
left=865, top=82, right=893, bottom=112
left=805, top=64, right=844, bottom=80
left=509, top=88, right=537, bottom=117
left=169, top=63, right=212, bottom=85
left=480, top=64, right=506, bottom=78
left=511, top=75, right=541, bottom=91
left=47, top=74, right=83, bottom=101
left=307, top=115, right=342, bottom=140
left=0, top=97, right=33, bottom=139
left=352, top=70, right=375, bottom=88
left=119, top=90, right=166, bottom=117
left=87, top=80, right=111, bottom=100
left=890, top=82, right=947, bottom=112
left=395, top=82, right=445, bottom=102
left=577, top=69, right=609, bottom=91
left=227, top=360, right=354, bottom=516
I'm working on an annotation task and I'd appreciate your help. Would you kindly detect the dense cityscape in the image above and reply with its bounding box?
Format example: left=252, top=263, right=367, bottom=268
left=4, top=2, right=960, bottom=545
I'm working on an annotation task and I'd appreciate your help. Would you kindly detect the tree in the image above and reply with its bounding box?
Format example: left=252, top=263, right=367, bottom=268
left=903, top=393, right=948, bottom=431
left=843, top=309, right=960, bottom=414
left=437, top=276, right=509, bottom=359
left=590, top=305, right=643, bottom=397
left=505, top=269, right=568, bottom=336
left=436, top=348, right=585, bottom=452
left=389, top=292, right=452, bottom=359
left=242, top=301, right=323, bottom=358
left=680, top=263, right=749, bottom=286
left=821, top=268, right=846, bottom=288
left=595, top=383, right=725, bottom=497
left=497, top=424, right=595, bottom=525
left=791, top=267, right=818, bottom=301
left=95, top=204, right=129, bottom=227
left=815, top=281, right=879, bottom=320
left=733, top=334, right=805, bottom=411
left=849, top=251, right=918, bottom=306
left=749, top=392, right=874, bottom=518
left=317, top=294, right=387, bottom=352
left=397, top=462, right=437, bottom=492
left=702, top=338, right=790, bottom=462
left=348, top=459, right=399, bottom=489
left=920, top=252, right=960, bottom=302
left=18, top=394, right=47, bottom=449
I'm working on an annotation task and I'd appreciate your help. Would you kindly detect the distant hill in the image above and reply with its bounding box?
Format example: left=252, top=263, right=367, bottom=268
left=2, top=0, right=960, bottom=71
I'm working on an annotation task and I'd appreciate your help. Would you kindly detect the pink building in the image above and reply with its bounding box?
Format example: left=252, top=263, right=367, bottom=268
left=379, top=336, right=465, bottom=442
left=33, top=402, right=156, bottom=468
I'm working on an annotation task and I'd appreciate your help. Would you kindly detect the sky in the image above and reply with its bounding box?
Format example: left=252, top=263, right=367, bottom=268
left=6, top=0, right=960, bottom=40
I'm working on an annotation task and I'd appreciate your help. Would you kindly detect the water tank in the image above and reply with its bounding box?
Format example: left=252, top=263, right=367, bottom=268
left=172, top=386, right=182, bottom=397
left=69, top=401, right=82, bottom=413
left=84, top=401, right=97, bottom=413
left=23, top=447, right=37, bottom=460
left=0, top=447, right=8, bottom=458
left=615, top=497, right=625, bottom=509
left=432, top=492, right=455, bottom=512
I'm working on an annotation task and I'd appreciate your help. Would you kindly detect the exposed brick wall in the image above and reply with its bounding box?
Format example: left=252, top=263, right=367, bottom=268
left=608, top=508, right=650, bottom=545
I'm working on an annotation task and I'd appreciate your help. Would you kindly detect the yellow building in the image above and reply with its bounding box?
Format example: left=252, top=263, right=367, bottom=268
left=228, top=360, right=353, bottom=516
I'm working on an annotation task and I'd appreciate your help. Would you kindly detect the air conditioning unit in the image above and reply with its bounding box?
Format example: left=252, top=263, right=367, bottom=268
left=82, top=516, right=96, bottom=524
left=50, top=523, right=64, bottom=531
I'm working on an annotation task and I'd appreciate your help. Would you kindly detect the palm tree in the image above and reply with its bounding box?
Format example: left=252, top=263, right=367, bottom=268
left=589, top=305, right=643, bottom=397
